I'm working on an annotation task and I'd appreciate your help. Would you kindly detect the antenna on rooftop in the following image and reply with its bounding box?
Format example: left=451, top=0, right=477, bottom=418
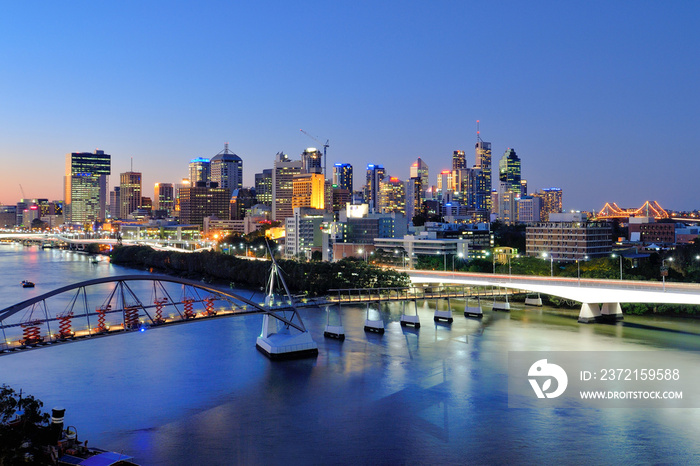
left=130, top=157, right=133, bottom=172
left=476, top=120, right=482, bottom=143
left=224, top=142, right=229, bottom=154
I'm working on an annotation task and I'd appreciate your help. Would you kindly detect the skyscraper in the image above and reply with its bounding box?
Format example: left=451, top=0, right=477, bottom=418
left=333, top=163, right=353, bottom=191
left=64, top=150, right=111, bottom=224
left=474, top=124, right=492, bottom=212
left=179, top=182, right=230, bottom=226
left=452, top=150, right=466, bottom=171
left=154, top=183, right=174, bottom=215
left=301, top=148, right=323, bottom=174
left=272, top=152, right=303, bottom=221
left=210, top=143, right=243, bottom=191
left=254, top=169, right=273, bottom=207
left=119, top=172, right=142, bottom=219
left=498, top=148, right=522, bottom=194
left=189, top=157, right=210, bottom=184
left=410, top=158, right=429, bottom=198
left=292, top=173, right=325, bottom=210
left=378, top=177, right=406, bottom=215
left=537, top=188, right=563, bottom=221
left=364, top=164, right=385, bottom=212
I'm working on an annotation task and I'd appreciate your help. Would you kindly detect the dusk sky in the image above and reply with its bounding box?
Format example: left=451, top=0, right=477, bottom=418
left=1, top=1, right=698, bottom=211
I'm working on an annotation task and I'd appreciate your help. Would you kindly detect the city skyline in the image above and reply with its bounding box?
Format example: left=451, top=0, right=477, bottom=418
left=1, top=2, right=698, bottom=211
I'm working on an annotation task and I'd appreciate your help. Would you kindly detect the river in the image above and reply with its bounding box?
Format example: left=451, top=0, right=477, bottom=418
left=1, top=244, right=700, bottom=464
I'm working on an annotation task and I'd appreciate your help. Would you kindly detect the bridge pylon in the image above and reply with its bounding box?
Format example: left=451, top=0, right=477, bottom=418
left=255, top=253, right=318, bottom=359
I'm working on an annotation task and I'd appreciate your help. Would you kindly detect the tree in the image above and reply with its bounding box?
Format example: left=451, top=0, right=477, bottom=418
left=0, top=385, right=50, bottom=463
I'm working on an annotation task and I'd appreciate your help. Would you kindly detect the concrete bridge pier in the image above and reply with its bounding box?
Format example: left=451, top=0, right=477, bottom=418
left=464, top=295, right=483, bottom=318
left=578, top=303, right=623, bottom=323
left=492, top=289, right=511, bottom=311
left=434, top=297, right=453, bottom=323
left=364, top=302, right=385, bottom=334
left=256, top=313, right=319, bottom=359
left=324, top=305, right=345, bottom=340
left=400, top=299, right=421, bottom=328
left=600, top=303, right=624, bottom=322
left=578, top=303, right=601, bottom=323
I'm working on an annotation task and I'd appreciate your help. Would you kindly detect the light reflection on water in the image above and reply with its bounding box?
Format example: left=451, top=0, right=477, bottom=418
left=1, top=246, right=700, bottom=464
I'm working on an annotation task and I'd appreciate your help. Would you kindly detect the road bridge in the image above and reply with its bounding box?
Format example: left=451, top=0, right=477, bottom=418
left=406, top=270, right=700, bottom=322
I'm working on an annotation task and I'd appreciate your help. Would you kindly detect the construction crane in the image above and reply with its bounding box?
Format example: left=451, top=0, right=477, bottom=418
left=299, top=129, right=329, bottom=178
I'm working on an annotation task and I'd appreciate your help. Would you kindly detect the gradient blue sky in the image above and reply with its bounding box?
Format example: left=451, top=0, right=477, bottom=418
left=1, top=1, right=698, bottom=211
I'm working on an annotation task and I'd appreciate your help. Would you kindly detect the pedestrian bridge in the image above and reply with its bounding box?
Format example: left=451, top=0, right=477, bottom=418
left=407, top=270, right=700, bottom=322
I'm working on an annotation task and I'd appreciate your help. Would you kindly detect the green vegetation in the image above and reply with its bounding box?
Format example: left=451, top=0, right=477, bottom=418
left=0, top=385, right=50, bottom=463
left=110, top=246, right=410, bottom=296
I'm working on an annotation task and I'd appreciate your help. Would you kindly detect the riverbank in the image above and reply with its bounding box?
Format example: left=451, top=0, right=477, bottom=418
left=109, top=245, right=410, bottom=296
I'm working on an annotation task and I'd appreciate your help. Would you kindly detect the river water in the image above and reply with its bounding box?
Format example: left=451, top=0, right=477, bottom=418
left=2, top=244, right=700, bottom=465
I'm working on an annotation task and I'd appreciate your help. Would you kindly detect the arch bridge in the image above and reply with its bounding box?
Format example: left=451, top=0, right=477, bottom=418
left=0, top=275, right=311, bottom=357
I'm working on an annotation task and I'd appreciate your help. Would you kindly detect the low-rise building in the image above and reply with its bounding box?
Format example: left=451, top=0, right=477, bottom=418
left=526, top=212, right=612, bottom=261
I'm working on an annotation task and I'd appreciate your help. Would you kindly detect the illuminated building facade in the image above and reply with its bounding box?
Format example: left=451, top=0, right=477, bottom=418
left=526, top=213, right=612, bottom=261
left=292, top=173, right=325, bottom=210
left=410, top=158, right=429, bottom=199
left=498, top=148, right=522, bottom=194
left=378, top=177, right=406, bottom=215
left=364, top=164, right=385, bottom=213
left=154, top=182, right=174, bottom=215
left=64, top=150, right=111, bottom=224
left=179, top=182, right=230, bottom=226
left=188, top=157, right=210, bottom=184
left=333, top=163, right=353, bottom=191
left=210, top=143, right=243, bottom=191
left=301, top=148, right=323, bottom=174
left=534, top=188, right=563, bottom=221
left=254, top=169, right=273, bottom=207
left=474, top=140, right=492, bottom=211
left=272, top=152, right=302, bottom=221
left=119, top=172, right=142, bottom=219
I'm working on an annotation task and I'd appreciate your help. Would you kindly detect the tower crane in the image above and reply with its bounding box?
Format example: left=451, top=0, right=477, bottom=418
left=299, top=129, right=329, bottom=178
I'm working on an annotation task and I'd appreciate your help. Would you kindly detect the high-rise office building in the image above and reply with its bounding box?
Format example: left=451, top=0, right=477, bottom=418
left=64, top=150, right=111, bottom=224
left=405, top=177, right=422, bottom=223
left=179, top=182, right=230, bottom=226
left=254, top=169, right=273, bottom=207
left=109, top=187, right=120, bottom=219
left=378, top=177, right=406, bottom=215
left=452, top=150, right=466, bottom=171
left=292, top=173, right=325, bottom=210
left=189, top=157, right=210, bottom=184
left=154, top=183, right=174, bottom=215
left=210, top=143, right=242, bottom=191
left=230, top=188, right=256, bottom=220
left=364, top=164, right=385, bottom=212
left=474, top=125, right=492, bottom=212
left=499, top=148, right=522, bottom=194
left=272, top=152, right=303, bottom=221
left=333, top=163, right=353, bottom=191
left=410, top=158, right=429, bottom=198
left=437, top=170, right=453, bottom=197
left=537, top=188, right=563, bottom=221
left=119, top=172, right=142, bottom=219
left=301, top=148, right=323, bottom=174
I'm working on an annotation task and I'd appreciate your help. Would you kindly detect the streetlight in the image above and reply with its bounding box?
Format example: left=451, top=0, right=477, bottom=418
left=508, top=253, right=519, bottom=278
left=357, top=248, right=366, bottom=262
left=452, top=252, right=463, bottom=272
left=577, top=255, right=588, bottom=286
left=662, top=257, right=673, bottom=291
left=611, top=254, right=623, bottom=280
left=542, top=252, right=553, bottom=277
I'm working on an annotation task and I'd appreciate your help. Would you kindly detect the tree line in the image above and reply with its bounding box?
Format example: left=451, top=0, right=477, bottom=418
left=110, top=246, right=410, bottom=296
